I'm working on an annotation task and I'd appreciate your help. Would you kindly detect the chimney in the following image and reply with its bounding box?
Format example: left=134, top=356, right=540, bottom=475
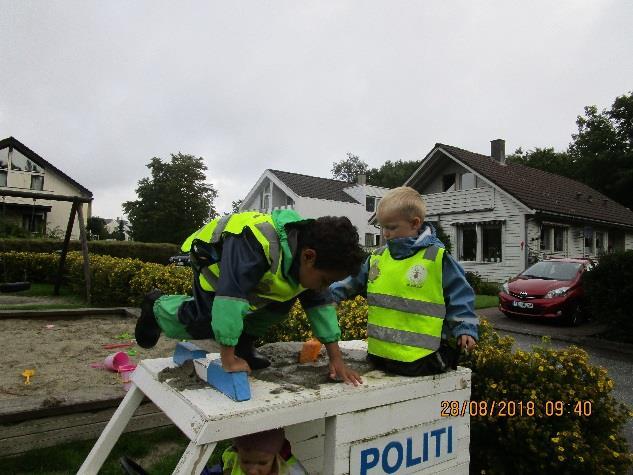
left=356, top=174, right=367, bottom=185
left=491, top=139, right=506, bottom=164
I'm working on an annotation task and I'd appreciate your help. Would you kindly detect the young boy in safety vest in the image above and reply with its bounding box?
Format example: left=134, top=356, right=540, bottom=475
left=221, top=428, right=307, bottom=475
left=330, top=187, right=478, bottom=376
left=135, top=210, right=365, bottom=384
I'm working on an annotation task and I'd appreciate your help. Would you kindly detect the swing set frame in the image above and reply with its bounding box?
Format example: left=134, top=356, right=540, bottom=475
left=0, top=188, right=93, bottom=304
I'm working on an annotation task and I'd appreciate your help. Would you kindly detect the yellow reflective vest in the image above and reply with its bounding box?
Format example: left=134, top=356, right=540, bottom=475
left=366, top=244, right=446, bottom=362
left=181, top=212, right=305, bottom=310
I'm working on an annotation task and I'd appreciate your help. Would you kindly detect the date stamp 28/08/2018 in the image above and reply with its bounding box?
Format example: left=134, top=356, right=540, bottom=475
left=440, top=400, right=593, bottom=418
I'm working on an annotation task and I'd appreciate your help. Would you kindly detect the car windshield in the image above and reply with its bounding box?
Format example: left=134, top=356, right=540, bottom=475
left=521, top=261, right=582, bottom=281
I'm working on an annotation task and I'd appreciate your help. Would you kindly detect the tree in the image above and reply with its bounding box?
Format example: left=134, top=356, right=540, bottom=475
left=367, top=159, right=422, bottom=188
left=506, top=147, right=574, bottom=179
left=123, top=153, right=218, bottom=244
left=231, top=199, right=243, bottom=213
left=331, top=153, right=369, bottom=182
left=568, top=91, right=633, bottom=209
left=115, top=219, right=126, bottom=241
left=86, top=216, right=109, bottom=240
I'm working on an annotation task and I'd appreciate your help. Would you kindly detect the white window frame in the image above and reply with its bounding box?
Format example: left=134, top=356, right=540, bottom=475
left=457, top=221, right=504, bottom=263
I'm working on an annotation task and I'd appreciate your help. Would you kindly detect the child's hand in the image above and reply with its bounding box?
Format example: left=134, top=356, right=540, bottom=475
left=328, top=359, right=363, bottom=386
left=457, top=335, right=477, bottom=352
left=220, top=345, right=252, bottom=373
left=222, top=355, right=252, bottom=373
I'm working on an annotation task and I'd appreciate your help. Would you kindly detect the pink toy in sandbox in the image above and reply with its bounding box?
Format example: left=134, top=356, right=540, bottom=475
left=90, top=351, right=132, bottom=371
left=118, top=364, right=137, bottom=392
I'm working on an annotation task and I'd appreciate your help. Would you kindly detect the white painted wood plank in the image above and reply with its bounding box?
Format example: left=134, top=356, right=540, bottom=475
left=173, top=441, right=216, bottom=475
left=334, top=389, right=471, bottom=443
left=76, top=384, right=144, bottom=475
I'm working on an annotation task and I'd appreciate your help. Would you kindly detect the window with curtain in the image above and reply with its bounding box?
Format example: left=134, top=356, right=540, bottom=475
left=554, top=227, right=566, bottom=252
left=459, top=225, right=477, bottom=261
left=482, top=223, right=502, bottom=262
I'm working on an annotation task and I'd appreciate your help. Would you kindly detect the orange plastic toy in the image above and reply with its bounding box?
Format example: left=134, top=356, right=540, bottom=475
left=299, top=339, right=322, bottom=363
left=22, top=369, right=35, bottom=385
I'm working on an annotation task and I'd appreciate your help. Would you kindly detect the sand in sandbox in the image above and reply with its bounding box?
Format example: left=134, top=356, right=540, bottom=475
left=0, top=314, right=217, bottom=411
left=156, top=341, right=375, bottom=394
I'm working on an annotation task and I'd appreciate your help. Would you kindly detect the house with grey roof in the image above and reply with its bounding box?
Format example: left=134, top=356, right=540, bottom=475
left=402, top=139, right=633, bottom=282
left=240, top=169, right=389, bottom=248
left=0, top=136, right=93, bottom=239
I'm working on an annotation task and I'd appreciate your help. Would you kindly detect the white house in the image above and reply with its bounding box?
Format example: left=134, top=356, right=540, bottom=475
left=240, top=169, right=389, bottom=248
left=400, top=139, right=633, bottom=282
left=0, top=137, right=92, bottom=240
left=103, top=218, right=131, bottom=241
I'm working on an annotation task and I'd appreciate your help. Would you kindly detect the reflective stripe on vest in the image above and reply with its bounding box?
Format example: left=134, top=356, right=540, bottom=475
left=366, top=244, right=446, bottom=362
left=181, top=212, right=303, bottom=309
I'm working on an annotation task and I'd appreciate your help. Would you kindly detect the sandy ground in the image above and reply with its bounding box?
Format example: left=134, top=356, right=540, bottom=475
left=0, top=313, right=218, bottom=414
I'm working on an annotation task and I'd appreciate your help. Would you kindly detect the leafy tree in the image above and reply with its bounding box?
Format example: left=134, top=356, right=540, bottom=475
left=367, top=159, right=422, bottom=188
left=506, top=147, right=574, bottom=178
left=123, top=153, right=217, bottom=244
left=115, top=219, right=126, bottom=241
left=568, top=91, right=633, bottom=209
left=231, top=199, right=243, bottom=213
left=87, top=216, right=109, bottom=240
left=331, top=153, right=369, bottom=182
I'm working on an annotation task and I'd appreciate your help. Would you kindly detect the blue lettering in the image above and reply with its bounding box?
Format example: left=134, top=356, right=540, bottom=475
left=406, top=436, right=421, bottom=466
left=447, top=425, right=453, bottom=454
left=423, top=432, right=429, bottom=462
left=382, top=441, right=403, bottom=474
left=360, top=447, right=379, bottom=475
left=430, top=428, right=446, bottom=458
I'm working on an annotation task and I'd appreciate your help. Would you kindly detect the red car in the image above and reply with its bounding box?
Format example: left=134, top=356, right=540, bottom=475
left=498, top=258, right=595, bottom=325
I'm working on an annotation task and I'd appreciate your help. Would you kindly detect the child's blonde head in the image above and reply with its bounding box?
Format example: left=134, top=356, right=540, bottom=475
left=377, top=186, right=426, bottom=222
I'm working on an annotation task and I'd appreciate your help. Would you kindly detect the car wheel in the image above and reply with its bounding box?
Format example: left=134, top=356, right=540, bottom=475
left=564, top=304, right=584, bottom=327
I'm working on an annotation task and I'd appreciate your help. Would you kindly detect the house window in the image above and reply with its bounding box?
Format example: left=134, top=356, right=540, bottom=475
left=458, top=225, right=477, bottom=261
left=554, top=227, right=566, bottom=252
left=0, top=148, right=7, bottom=169
left=365, top=233, right=374, bottom=246
left=10, top=152, right=41, bottom=173
left=366, top=196, right=376, bottom=212
left=584, top=227, right=594, bottom=254
left=460, top=173, right=476, bottom=190
left=375, top=234, right=381, bottom=246
left=261, top=193, right=270, bottom=211
left=31, top=175, right=44, bottom=191
left=0, top=171, right=6, bottom=187
left=442, top=174, right=456, bottom=192
left=482, top=223, right=502, bottom=262
left=286, top=196, right=294, bottom=206
left=540, top=225, right=552, bottom=251
left=595, top=231, right=605, bottom=254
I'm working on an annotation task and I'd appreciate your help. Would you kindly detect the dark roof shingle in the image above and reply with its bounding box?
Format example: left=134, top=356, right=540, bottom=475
left=436, top=143, right=633, bottom=227
left=269, top=169, right=359, bottom=203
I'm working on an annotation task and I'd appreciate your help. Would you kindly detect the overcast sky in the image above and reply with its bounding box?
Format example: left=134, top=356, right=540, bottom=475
left=1, top=1, right=632, bottom=219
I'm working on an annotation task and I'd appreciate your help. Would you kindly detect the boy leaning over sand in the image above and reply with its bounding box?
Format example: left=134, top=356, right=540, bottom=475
left=330, top=186, right=479, bottom=376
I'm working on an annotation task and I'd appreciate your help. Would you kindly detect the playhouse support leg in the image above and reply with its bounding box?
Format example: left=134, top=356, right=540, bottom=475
left=77, top=384, right=144, bottom=475
left=173, top=440, right=217, bottom=474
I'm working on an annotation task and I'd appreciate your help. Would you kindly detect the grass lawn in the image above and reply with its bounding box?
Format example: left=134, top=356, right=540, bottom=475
left=0, top=426, right=230, bottom=474
left=475, top=294, right=498, bottom=309
left=0, top=283, right=86, bottom=310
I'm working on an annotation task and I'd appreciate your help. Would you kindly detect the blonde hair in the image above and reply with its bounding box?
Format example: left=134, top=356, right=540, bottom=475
left=377, top=186, right=426, bottom=222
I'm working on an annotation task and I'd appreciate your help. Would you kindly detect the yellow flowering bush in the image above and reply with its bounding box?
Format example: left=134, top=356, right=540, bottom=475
left=263, top=295, right=368, bottom=343
left=465, top=319, right=632, bottom=474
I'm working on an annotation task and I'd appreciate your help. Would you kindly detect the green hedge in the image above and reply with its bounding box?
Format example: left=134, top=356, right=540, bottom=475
left=584, top=250, right=633, bottom=341
left=0, top=238, right=180, bottom=264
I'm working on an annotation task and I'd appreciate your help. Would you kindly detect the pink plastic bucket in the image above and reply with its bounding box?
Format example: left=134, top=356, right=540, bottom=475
left=118, top=364, right=137, bottom=391
left=103, top=352, right=131, bottom=372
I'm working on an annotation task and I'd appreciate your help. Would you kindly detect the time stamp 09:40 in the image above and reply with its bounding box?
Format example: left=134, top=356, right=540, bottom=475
left=440, top=400, right=593, bottom=418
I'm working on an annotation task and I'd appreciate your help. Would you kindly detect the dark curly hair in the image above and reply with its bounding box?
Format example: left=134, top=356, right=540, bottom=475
left=297, top=216, right=365, bottom=275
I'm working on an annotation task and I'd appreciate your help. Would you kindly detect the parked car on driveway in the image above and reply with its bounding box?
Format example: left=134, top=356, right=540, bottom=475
left=498, top=257, right=595, bottom=325
left=168, top=254, right=191, bottom=267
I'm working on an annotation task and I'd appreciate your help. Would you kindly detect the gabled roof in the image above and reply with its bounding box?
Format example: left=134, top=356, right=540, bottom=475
left=268, top=169, right=359, bottom=203
left=0, top=136, right=92, bottom=196
left=429, top=143, right=633, bottom=227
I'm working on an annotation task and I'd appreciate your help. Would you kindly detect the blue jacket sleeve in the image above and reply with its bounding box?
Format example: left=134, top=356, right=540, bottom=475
left=329, top=256, right=370, bottom=303
left=442, top=253, right=479, bottom=340
left=211, top=231, right=269, bottom=346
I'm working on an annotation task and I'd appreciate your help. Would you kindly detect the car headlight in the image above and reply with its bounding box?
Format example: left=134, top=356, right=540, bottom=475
left=502, top=282, right=509, bottom=294
left=544, top=287, right=570, bottom=299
